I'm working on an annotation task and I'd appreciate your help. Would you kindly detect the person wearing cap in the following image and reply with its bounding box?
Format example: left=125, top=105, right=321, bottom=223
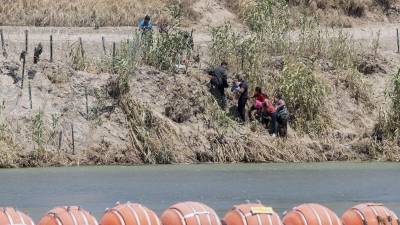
left=139, top=15, right=153, bottom=32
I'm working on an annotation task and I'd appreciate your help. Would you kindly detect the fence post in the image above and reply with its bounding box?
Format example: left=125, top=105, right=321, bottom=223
left=71, top=123, right=75, bottom=155
left=79, top=37, right=84, bottom=58
left=102, top=36, right=106, bottom=55
left=25, top=30, right=28, bottom=53
left=85, top=86, right=89, bottom=119
left=50, top=35, right=53, bottom=62
left=112, top=42, right=116, bottom=73
left=58, top=130, right=63, bottom=155
left=21, top=55, right=26, bottom=89
left=396, top=28, right=400, bottom=53
left=0, top=29, right=4, bottom=51
left=28, top=81, right=32, bottom=109
left=0, top=29, right=6, bottom=58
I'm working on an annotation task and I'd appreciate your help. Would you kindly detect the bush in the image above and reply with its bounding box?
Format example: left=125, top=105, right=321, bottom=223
left=326, top=29, right=357, bottom=69
left=209, top=23, right=240, bottom=66
left=383, top=69, right=400, bottom=139
left=148, top=30, right=194, bottom=71
left=342, top=67, right=371, bottom=105
left=341, top=0, right=365, bottom=17
left=280, top=62, right=330, bottom=135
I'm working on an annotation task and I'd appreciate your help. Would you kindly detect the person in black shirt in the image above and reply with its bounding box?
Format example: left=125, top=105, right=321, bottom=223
left=234, top=75, right=248, bottom=122
left=210, top=61, right=229, bottom=109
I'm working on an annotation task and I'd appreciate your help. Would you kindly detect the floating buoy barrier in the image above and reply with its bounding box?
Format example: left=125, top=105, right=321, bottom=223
left=37, top=206, right=98, bottom=225
left=0, top=207, right=34, bottom=225
left=223, top=203, right=282, bottom=225
left=161, top=202, right=220, bottom=225
left=282, top=204, right=341, bottom=225
left=100, top=202, right=160, bottom=225
left=342, top=203, right=399, bottom=225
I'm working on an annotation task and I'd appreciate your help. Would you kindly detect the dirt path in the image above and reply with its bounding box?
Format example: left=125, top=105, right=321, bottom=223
left=0, top=23, right=399, bottom=61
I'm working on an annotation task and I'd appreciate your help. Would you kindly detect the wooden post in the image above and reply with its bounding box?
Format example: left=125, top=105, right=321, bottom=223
left=102, top=36, right=106, bottom=55
left=0, top=29, right=6, bottom=58
left=21, top=55, right=26, bottom=89
left=85, top=86, right=89, bottom=119
left=58, top=130, right=62, bottom=154
left=112, top=42, right=116, bottom=73
left=25, top=30, right=28, bottom=53
left=241, top=45, right=245, bottom=72
left=79, top=37, right=84, bottom=58
left=28, top=81, right=32, bottom=109
left=50, top=35, right=53, bottom=62
left=71, top=123, right=75, bottom=155
left=397, top=29, right=399, bottom=53
left=0, top=29, right=4, bottom=51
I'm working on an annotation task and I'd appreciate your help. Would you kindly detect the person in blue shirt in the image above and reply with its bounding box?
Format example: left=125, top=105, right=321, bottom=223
left=139, top=15, right=153, bottom=32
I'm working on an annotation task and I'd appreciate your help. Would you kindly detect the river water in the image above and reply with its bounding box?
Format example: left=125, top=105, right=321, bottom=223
left=0, top=162, right=399, bottom=221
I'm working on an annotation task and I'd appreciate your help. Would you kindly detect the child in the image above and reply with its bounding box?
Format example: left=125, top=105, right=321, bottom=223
left=231, top=80, right=241, bottom=95
left=248, top=87, right=266, bottom=120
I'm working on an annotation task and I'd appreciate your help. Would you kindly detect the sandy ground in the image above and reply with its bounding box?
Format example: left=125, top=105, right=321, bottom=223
left=1, top=0, right=400, bottom=165
left=1, top=22, right=399, bottom=60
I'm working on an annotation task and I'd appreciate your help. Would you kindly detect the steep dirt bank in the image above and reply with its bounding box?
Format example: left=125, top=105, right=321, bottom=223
left=1, top=6, right=400, bottom=167
left=1, top=35, right=399, bottom=168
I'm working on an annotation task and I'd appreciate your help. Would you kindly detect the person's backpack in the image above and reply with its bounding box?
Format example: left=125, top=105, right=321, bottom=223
left=277, top=106, right=289, bottom=120
left=210, top=75, right=222, bottom=87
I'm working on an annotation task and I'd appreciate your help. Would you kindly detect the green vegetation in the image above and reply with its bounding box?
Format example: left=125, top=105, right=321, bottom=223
left=381, top=70, right=400, bottom=140
left=208, top=0, right=374, bottom=136
left=32, top=112, right=44, bottom=153
left=281, top=62, right=330, bottom=135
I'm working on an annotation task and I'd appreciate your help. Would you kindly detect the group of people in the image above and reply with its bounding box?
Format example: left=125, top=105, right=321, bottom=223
left=138, top=16, right=288, bottom=137
left=210, top=62, right=289, bottom=138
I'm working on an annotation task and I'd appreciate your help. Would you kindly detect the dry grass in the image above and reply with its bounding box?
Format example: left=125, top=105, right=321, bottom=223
left=0, top=0, right=201, bottom=27
left=0, top=0, right=167, bottom=27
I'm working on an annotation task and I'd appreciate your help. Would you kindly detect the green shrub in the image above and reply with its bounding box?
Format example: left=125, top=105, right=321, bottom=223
left=326, top=29, right=357, bottom=69
left=280, top=62, right=330, bottom=135
left=295, top=16, right=323, bottom=60
left=148, top=30, right=193, bottom=71
left=383, top=69, right=400, bottom=139
left=32, top=112, right=45, bottom=157
left=209, top=22, right=240, bottom=66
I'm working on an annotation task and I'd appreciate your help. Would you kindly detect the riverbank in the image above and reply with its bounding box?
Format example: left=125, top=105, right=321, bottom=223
left=1, top=1, right=400, bottom=167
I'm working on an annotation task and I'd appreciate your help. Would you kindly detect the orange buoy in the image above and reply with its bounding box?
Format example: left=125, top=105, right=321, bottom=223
left=283, top=204, right=341, bottom=225
left=37, top=206, right=98, bottom=225
left=0, top=207, right=34, bottom=225
left=161, top=202, right=220, bottom=225
left=100, top=202, right=160, bottom=225
left=223, top=203, right=282, bottom=225
left=342, top=203, right=399, bottom=225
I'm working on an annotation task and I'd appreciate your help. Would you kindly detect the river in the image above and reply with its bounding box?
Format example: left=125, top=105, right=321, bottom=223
left=0, top=162, right=399, bottom=221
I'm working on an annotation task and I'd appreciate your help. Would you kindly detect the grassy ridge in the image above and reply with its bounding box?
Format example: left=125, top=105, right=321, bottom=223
left=0, top=0, right=166, bottom=27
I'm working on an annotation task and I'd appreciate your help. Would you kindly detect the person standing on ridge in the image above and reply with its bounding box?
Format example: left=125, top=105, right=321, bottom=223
left=139, top=15, right=153, bottom=32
